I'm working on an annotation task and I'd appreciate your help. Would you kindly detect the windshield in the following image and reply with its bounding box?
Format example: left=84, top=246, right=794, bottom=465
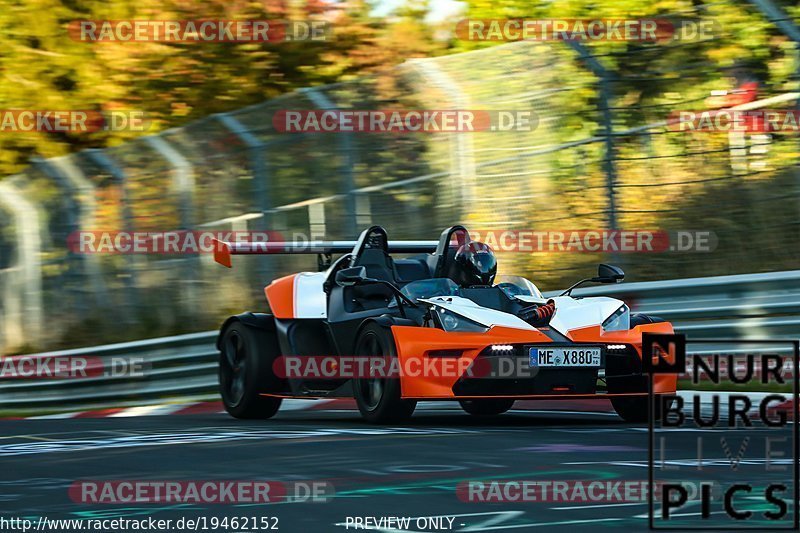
left=494, top=275, right=544, bottom=299
left=399, top=278, right=460, bottom=302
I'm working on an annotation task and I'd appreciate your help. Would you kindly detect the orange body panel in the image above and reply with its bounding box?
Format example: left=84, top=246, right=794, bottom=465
left=264, top=274, right=296, bottom=319
left=567, top=322, right=678, bottom=394
left=391, top=321, right=678, bottom=399
left=391, top=325, right=552, bottom=398
left=212, top=239, right=232, bottom=268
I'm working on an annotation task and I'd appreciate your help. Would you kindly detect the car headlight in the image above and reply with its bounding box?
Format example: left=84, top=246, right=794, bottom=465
left=602, top=305, right=630, bottom=332
left=434, top=307, right=489, bottom=333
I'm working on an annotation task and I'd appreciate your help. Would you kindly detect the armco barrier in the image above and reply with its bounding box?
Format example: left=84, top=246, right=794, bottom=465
left=0, top=331, right=218, bottom=410
left=1, top=269, right=797, bottom=412
left=568, top=269, right=800, bottom=339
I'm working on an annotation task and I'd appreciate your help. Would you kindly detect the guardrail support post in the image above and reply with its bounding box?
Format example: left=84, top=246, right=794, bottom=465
left=355, top=193, right=372, bottom=227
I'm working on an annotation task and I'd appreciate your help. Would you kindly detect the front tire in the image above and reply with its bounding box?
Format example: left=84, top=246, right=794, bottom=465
left=219, top=321, right=282, bottom=419
left=353, top=323, right=416, bottom=424
left=608, top=314, right=673, bottom=423
left=611, top=394, right=671, bottom=423
left=459, top=399, right=515, bottom=416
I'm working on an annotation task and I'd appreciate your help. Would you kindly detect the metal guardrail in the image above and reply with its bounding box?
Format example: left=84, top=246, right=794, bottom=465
left=565, top=269, right=800, bottom=339
left=0, top=331, right=218, bottom=409
left=1, top=269, right=798, bottom=412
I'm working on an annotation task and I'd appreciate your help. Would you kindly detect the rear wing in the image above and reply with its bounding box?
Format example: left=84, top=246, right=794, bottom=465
left=212, top=239, right=438, bottom=268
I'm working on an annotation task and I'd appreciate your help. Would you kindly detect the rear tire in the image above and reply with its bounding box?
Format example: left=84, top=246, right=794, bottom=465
left=353, top=323, right=416, bottom=424
left=219, top=321, right=282, bottom=419
left=459, top=399, right=515, bottom=416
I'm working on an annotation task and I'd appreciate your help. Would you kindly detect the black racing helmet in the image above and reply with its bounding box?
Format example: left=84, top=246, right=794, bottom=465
left=452, top=241, right=497, bottom=287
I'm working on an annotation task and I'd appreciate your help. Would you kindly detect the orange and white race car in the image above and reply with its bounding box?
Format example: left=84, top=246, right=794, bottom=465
left=213, top=225, right=676, bottom=423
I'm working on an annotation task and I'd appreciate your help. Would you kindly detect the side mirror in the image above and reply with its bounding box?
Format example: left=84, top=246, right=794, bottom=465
left=594, top=264, right=624, bottom=283
left=335, top=266, right=367, bottom=287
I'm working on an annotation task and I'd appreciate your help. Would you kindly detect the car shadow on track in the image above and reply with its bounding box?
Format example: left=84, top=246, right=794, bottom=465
left=264, top=409, right=635, bottom=428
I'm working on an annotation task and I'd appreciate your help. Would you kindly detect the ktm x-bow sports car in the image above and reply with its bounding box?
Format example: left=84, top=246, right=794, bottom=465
left=213, top=225, right=676, bottom=423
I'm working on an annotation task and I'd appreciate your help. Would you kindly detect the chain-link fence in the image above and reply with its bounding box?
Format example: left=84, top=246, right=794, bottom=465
left=1, top=4, right=799, bottom=353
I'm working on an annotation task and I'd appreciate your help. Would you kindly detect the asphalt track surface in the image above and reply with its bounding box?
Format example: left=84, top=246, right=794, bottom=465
left=0, top=401, right=795, bottom=533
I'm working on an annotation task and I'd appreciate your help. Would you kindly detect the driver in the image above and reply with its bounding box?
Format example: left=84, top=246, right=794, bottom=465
left=450, top=241, right=497, bottom=287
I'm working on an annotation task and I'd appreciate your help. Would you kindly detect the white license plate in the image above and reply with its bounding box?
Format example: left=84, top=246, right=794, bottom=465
left=529, top=347, right=601, bottom=368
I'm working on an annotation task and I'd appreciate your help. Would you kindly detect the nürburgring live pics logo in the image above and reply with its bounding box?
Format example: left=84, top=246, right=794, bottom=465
left=644, top=332, right=799, bottom=529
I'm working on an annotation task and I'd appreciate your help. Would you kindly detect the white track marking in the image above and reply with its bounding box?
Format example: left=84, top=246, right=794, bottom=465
left=279, top=399, right=336, bottom=411
left=550, top=501, right=648, bottom=510
left=109, top=404, right=186, bottom=417
left=27, top=412, right=82, bottom=420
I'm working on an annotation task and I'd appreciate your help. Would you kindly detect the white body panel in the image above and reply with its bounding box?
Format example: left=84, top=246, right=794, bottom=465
left=294, top=272, right=327, bottom=319
left=291, top=273, right=625, bottom=333
left=547, top=296, right=625, bottom=336
left=514, top=295, right=549, bottom=305
left=420, top=296, right=537, bottom=331
left=421, top=294, right=625, bottom=336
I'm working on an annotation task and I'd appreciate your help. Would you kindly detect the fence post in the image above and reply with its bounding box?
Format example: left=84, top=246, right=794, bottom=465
left=144, top=134, right=197, bottom=313
left=0, top=179, right=42, bottom=351
left=49, top=156, right=109, bottom=308
left=215, top=113, right=272, bottom=218
left=85, top=148, right=140, bottom=317
left=30, top=156, right=96, bottom=316
left=745, top=0, right=800, bottom=219
left=746, top=0, right=800, bottom=44
left=300, top=87, right=358, bottom=237
left=144, top=134, right=195, bottom=232
left=403, top=58, right=477, bottom=216
left=215, top=113, right=274, bottom=285
left=566, top=40, right=619, bottom=261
